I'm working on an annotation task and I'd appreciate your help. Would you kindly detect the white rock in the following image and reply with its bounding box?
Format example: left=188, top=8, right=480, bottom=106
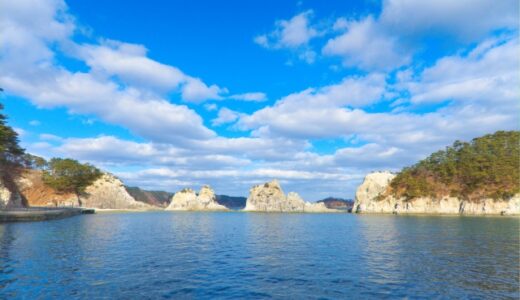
left=243, top=180, right=335, bottom=213
left=80, top=173, right=152, bottom=209
left=165, top=185, right=228, bottom=211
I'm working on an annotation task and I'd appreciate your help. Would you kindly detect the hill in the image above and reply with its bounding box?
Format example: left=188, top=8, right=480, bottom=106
left=317, top=197, right=353, bottom=210
left=389, top=131, right=519, bottom=202
left=125, top=186, right=173, bottom=208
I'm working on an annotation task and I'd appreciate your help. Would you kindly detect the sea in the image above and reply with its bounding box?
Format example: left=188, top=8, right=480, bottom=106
left=0, top=212, right=518, bottom=299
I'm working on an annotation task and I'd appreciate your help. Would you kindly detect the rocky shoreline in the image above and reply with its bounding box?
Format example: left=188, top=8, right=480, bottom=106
left=352, top=172, right=520, bottom=216
left=2, top=168, right=519, bottom=219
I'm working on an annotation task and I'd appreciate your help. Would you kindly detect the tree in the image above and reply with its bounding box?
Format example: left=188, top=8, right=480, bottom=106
left=42, top=158, right=102, bottom=206
left=23, top=154, right=47, bottom=170
left=0, top=103, right=24, bottom=165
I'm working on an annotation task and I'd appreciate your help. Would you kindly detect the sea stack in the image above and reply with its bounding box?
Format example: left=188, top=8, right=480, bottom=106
left=243, top=180, right=333, bottom=212
left=165, top=185, right=228, bottom=211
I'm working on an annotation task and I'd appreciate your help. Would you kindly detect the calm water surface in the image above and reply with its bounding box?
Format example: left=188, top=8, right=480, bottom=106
left=0, top=212, right=518, bottom=299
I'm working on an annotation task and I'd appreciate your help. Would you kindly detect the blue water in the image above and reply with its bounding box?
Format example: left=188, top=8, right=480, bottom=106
left=0, top=212, right=518, bottom=299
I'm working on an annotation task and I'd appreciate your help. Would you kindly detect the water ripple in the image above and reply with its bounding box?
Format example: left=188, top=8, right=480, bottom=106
left=0, top=212, right=518, bottom=299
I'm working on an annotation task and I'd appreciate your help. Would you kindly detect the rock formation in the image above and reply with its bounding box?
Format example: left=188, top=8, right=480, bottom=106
left=17, top=170, right=154, bottom=209
left=352, top=171, right=520, bottom=215
left=80, top=174, right=153, bottom=209
left=165, top=185, right=228, bottom=211
left=243, top=180, right=334, bottom=212
left=0, top=178, right=24, bottom=209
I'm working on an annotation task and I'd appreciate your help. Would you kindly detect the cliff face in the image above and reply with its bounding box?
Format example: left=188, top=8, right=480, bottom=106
left=80, top=174, right=153, bottom=209
left=16, top=169, right=77, bottom=206
left=17, top=170, right=154, bottom=209
left=0, top=177, right=24, bottom=209
left=352, top=171, right=520, bottom=215
left=243, top=180, right=333, bottom=213
left=165, top=185, right=228, bottom=211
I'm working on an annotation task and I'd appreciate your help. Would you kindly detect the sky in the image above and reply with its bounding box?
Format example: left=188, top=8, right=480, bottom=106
left=0, top=0, right=518, bottom=200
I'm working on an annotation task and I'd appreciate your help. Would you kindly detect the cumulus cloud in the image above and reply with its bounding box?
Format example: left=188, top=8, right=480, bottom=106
left=407, top=37, right=519, bottom=107
left=323, top=0, right=518, bottom=71
left=254, top=10, right=321, bottom=63
left=323, top=16, right=410, bottom=70
left=255, top=10, right=318, bottom=49
left=212, top=108, right=241, bottom=126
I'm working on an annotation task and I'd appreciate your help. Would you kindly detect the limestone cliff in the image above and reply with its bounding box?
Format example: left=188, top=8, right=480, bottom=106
left=165, top=185, right=228, bottom=211
left=243, top=180, right=334, bottom=213
left=352, top=171, right=520, bottom=215
left=80, top=174, right=153, bottom=209
left=17, top=170, right=154, bottom=209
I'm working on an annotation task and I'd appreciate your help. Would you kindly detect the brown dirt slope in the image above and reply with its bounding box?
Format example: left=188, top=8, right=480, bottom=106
left=15, top=169, right=77, bottom=207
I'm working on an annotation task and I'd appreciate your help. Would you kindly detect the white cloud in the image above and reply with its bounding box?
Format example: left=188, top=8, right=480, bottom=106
left=29, top=120, right=41, bottom=126
left=239, top=73, right=387, bottom=138
left=39, top=133, right=63, bottom=142
left=254, top=10, right=321, bottom=64
left=203, top=103, right=218, bottom=111
left=323, top=16, right=411, bottom=70
left=77, top=40, right=187, bottom=91
left=255, top=10, right=318, bottom=49
left=407, top=37, right=519, bottom=107
left=181, top=77, right=226, bottom=102
left=212, top=108, right=241, bottom=126
left=229, top=92, right=267, bottom=102
left=0, top=0, right=74, bottom=64
left=380, top=0, right=519, bottom=41
left=323, top=0, right=518, bottom=71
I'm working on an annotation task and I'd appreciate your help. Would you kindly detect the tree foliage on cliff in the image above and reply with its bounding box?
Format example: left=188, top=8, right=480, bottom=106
left=0, top=103, right=24, bottom=165
left=390, top=131, right=520, bottom=201
left=42, top=158, right=102, bottom=201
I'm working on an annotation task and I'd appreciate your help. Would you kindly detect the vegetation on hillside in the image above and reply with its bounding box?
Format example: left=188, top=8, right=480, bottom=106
left=390, top=131, right=520, bottom=201
left=42, top=158, right=102, bottom=205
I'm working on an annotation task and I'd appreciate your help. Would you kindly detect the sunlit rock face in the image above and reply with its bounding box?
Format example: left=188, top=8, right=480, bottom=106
left=165, top=185, right=228, bottom=211
left=243, top=180, right=333, bottom=213
left=80, top=174, right=153, bottom=209
left=352, top=171, right=520, bottom=215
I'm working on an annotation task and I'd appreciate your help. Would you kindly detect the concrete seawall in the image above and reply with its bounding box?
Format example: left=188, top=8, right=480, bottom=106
left=0, top=207, right=95, bottom=222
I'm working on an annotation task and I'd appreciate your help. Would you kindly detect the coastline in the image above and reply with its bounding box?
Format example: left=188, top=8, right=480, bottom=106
left=0, top=207, right=94, bottom=222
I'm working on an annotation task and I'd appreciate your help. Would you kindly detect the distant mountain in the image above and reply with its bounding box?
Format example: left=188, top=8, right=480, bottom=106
left=317, top=197, right=353, bottom=210
left=215, top=195, right=247, bottom=210
left=125, top=186, right=173, bottom=208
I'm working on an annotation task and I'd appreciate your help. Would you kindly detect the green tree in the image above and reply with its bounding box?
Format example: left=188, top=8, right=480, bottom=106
left=23, top=154, right=47, bottom=170
left=0, top=103, right=24, bottom=165
left=42, top=158, right=102, bottom=206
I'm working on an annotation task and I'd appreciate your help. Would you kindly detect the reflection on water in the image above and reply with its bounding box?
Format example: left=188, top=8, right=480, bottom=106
left=0, top=212, right=518, bottom=299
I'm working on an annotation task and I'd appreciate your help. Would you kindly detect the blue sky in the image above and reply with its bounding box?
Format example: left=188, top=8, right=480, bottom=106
left=1, top=0, right=518, bottom=199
